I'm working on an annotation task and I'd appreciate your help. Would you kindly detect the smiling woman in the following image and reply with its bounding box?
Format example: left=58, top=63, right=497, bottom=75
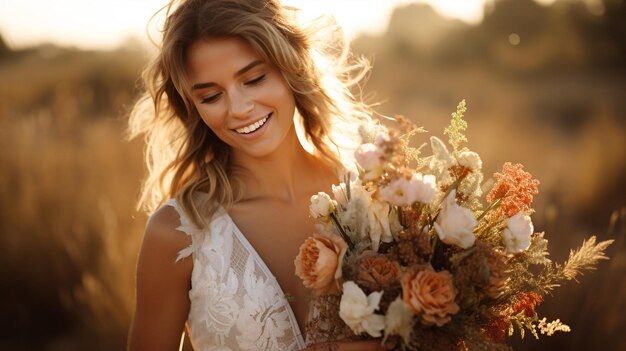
left=125, top=0, right=376, bottom=350
left=186, top=37, right=297, bottom=159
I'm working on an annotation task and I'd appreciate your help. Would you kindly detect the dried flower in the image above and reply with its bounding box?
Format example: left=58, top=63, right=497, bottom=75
left=434, top=190, right=477, bottom=249
left=402, top=267, right=460, bottom=326
left=484, top=249, right=509, bottom=299
left=357, top=256, right=402, bottom=291
left=457, top=151, right=482, bottom=170
left=502, top=212, right=534, bottom=254
left=482, top=316, right=510, bottom=342
left=513, top=291, right=543, bottom=317
left=294, top=233, right=347, bottom=294
left=486, top=163, right=539, bottom=219
left=339, top=281, right=386, bottom=337
left=310, top=192, right=337, bottom=220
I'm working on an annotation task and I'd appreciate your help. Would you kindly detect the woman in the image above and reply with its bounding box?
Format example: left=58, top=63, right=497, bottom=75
left=127, top=0, right=379, bottom=350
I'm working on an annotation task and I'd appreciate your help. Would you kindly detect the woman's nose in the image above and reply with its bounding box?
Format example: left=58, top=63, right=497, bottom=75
left=228, top=91, right=254, bottom=118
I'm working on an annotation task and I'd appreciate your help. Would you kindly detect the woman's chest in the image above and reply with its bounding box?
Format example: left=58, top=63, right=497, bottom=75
left=228, top=200, right=316, bottom=327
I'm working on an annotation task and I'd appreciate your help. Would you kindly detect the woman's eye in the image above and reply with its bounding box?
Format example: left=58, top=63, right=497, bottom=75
left=245, top=75, right=266, bottom=86
left=201, top=93, right=221, bottom=104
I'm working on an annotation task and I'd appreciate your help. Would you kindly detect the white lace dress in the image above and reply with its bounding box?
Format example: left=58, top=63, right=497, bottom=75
left=164, top=197, right=306, bottom=351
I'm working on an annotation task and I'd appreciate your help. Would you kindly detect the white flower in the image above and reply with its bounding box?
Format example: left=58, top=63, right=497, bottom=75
left=368, top=199, right=392, bottom=252
left=384, top=298, right=413, bottom=345
left=355, top=143, right=384, bottom=171
left=457, top=151, right=482, bottom=170
left=336, top=180, right=391, bottom=251
left=502, top=212, right=533, bottom=254
left=339, top=281, right=385, bottom=337
left=434, top=190, right=477, bottom=249
left=332, top=182, right=349, bottom=208
left=309, top=192, right=336, bottom=219
left=380, top=173, right=437, bottom=207
left=414, top=174, right=437, bottom=204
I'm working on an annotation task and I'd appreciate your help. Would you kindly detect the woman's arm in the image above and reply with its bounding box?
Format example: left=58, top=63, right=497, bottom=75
left=127, top=205, right=193, bottom=351
left=304, top=340, right=383, bottom=351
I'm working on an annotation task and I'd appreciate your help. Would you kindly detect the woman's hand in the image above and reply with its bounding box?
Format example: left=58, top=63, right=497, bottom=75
left=302, top=339, right=383, bottom=351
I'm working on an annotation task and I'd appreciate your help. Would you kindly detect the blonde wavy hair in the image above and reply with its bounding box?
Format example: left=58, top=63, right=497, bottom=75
left=128, top=0, right=373, bottom=228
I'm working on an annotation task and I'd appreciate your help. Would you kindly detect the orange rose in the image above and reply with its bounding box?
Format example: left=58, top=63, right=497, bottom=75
left=401, top=267, right=459, bottom=326
left=357, top=256, right=402, bottom=290
left=294, top=233, right=347, bottom=294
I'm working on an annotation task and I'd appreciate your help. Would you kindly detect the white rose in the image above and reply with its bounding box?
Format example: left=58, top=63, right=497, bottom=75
left=355, top=143, right=384, bottom=171
left=310, top=192, right=336, bottom=219
left=339, top=281, right=385, bottom=337
left=434, top=190, right=477, bottom=249
left=457, top=151, right=482, bottom=170
left=502, top=212, right=533, bottom=254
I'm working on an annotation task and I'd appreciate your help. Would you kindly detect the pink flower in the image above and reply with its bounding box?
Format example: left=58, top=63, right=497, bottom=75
left=379, top=173, right=437, bottom=207
left=355, top=143, right=384, bottom=171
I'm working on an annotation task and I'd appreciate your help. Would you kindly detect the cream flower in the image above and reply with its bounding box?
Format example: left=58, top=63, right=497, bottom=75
left=457, top=151, right=482, bottom=170
left=502, top=212, right=533, bottom=254
left=339, top=281, right=385, bottom=337
left=384, top=298, right=414, bottom=345
left=414, top=174, right=437, bottom=204
left=337, top=180, right=391, bottom=250
left=434, top=190, right=477, bottom=249
left=380, top=173, right=437, bottom=207
left=332, top=182, right=349, bottom=208
left=355, top=143, right=384, bottom=171
left=309, top=192, right=336, bottom=219
left=367, top=199, right=392, bottom=252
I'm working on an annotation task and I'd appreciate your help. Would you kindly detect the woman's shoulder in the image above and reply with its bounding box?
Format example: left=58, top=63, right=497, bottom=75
left=141, top=202, right=193, bottom=261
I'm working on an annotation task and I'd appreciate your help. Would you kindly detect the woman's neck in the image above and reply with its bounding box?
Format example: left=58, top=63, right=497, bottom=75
left=230, top=127, right=336, bottom=204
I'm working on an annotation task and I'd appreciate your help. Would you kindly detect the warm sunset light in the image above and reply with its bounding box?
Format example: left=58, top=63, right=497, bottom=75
left=0, top=0, right=492, bottom=50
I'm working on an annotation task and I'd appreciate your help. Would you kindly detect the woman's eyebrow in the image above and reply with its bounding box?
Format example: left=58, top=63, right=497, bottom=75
left=191, top=60, right=264, bottom=90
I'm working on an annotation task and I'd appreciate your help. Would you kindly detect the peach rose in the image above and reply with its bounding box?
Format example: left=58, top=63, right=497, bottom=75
left=357, top=256, right=402, bottom=290
left=401, top=267, right=459, bottom=327
left=294, top=233, right=347, bottom=294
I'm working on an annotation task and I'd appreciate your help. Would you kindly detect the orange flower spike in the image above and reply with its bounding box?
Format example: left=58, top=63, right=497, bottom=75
left=512, top=291, right=543, bottom=317
left=486, top=162, right=540, bottom=218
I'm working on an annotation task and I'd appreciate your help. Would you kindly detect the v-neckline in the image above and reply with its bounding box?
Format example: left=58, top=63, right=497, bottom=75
left=221, top=209, right=306, bottom=347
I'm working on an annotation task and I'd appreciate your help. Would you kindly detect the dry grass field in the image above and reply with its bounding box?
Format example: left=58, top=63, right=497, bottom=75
left=0, top=1, right=624, bottom=350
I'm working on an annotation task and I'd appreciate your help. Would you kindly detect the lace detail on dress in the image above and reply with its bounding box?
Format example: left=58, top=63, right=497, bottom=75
left=164, top=198, right=305, bottom=351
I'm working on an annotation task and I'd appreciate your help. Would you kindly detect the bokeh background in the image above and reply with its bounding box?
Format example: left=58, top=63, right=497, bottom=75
left=0, top=0, right=624, bottom=350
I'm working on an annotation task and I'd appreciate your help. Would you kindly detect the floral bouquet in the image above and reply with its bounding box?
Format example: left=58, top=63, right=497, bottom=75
left=294, top=101, right=613, bottom=350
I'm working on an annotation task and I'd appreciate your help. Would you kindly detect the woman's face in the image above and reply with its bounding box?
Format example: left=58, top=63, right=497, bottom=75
left=186, top=36, right=297, bottom=159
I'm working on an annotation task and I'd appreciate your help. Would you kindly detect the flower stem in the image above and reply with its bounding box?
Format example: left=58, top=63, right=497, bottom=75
left=330, top=212, right=355, bottom=251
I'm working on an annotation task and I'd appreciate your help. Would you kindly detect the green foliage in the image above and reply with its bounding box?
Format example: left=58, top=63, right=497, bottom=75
left=444, top=100, right=468, bottom=152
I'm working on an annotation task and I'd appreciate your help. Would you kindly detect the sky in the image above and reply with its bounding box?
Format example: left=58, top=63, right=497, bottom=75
left=0, top=0, right=559, bottom=50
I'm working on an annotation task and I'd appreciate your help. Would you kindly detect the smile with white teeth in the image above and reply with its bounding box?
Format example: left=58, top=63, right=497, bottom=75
left=235, top=114, right=270, bottom=134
